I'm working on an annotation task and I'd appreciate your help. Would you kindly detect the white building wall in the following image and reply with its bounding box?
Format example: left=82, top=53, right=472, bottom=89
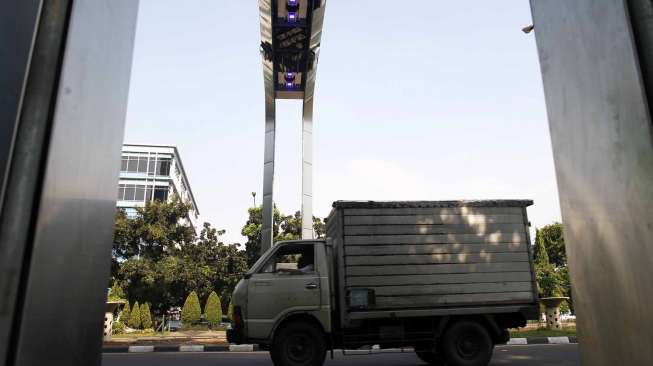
left=117, top=144, right=200, bottom=231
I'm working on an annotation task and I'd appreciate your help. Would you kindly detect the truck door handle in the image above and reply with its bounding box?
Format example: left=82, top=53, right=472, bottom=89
left=305, top=283, right=319, bottom=290
left=254, top=281, right=271, bottom=286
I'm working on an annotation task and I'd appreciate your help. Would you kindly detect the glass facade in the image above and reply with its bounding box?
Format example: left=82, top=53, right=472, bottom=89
left=117, top=184, right=169, bottom=202
left=120, top=155, right=171, bottom=176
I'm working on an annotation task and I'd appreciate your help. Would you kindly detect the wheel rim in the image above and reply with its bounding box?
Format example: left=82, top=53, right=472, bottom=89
left=455, top=333, right=481, bottom=359
left=285, top=333, right=315, bottom=365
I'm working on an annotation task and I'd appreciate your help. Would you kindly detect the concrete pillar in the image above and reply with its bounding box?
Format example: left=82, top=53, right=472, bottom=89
left=103, top=313, right=114, bottom=342
left=530, top=0, right=653, bottom=364
left=540, top=297, right=568, bottom=330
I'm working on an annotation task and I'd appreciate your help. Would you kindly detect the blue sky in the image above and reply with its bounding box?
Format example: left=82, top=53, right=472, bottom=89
left=124, top=1, right=559, bottom=244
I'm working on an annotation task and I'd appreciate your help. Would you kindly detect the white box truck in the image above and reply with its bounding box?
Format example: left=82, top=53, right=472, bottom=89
left=228, top=200, right=539, bottom=366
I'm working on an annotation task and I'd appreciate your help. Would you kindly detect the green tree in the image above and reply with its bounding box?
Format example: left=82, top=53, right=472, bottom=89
left=241, top=206, right=326, bottom=265
left=128, top=301, right=141, bottom=329
left=313, top=216, right=326, bottom=238
left=241, top=205, right=283, bottom=266
left=120, top=302, right=131, bottom=323
left=533, top=229, right=550, bottom=266
left=112, top=198, right=251, bottom=319
left=140, top=303, right=152, bottom=329
left=112, top=196, right=196, bottom=270
left=108, top=281, right=126, bottom=301
left=181, top=291, right=201, bottom=325
left=204, top=291, right=222, bottom=327
left=534, top=223, right=566, bottom=267
left=533, top=225, right=571, bottom=312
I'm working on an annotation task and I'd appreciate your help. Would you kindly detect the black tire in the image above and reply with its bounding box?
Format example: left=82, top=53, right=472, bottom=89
left=441, top=320, right=494, bottom=366
left=270, top=321, right=327, bottom=366
left=415, top=350, right=445, bottom=365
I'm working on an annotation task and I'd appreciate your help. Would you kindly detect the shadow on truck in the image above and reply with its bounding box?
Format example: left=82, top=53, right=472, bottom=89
left=228, top=200, right=539, bottom=366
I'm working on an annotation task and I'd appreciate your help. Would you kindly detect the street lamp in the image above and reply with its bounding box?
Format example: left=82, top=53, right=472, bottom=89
left=251, top=192, right=256, bottom=207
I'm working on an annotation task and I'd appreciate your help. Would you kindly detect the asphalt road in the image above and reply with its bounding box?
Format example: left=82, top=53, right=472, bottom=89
left=102, top=344, right=580, bottom=366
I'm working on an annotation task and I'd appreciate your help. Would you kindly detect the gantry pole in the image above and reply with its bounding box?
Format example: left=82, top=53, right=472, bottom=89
left=260, top=0, right=276, bottom=253
left=259, top=0, right=326, bottom=253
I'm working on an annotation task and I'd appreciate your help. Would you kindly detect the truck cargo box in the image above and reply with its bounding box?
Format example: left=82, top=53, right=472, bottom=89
left=325, top=200, right=538, bottom=325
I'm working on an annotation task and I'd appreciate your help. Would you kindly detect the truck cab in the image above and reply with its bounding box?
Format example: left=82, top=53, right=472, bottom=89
left=228, top=240, right=331, bottom=348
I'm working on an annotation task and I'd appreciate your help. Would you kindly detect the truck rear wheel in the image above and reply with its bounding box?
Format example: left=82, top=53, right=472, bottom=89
left=271, top=321, right=326, bottom=366
left=441, top=320, right=494, bottom=366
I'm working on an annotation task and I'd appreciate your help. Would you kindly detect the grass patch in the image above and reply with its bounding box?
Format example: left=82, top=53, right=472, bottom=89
left=510, top=327, right=576, bottom=338
left=180, top=324, right=227, bottom=331
left=112, top=331, right=175, bottom=338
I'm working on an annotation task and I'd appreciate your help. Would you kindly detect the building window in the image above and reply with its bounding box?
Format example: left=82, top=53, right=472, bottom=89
left=135, top=186, right=146, bottom=201
left=118, top=183, right=169, bottom=202
left=156, top=159, right=171, bottom=176
left=120, top=155, right=171, bottom=176
left=137, top=157, right=148, bottom=173
left=127, top=158, right=138, bottom=172
left=153, top=187, right=168, bottom=201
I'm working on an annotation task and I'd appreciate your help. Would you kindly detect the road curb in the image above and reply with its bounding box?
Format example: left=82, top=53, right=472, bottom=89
left=103, top=344, right=260, bottom=353
left=103, top=337, right=577, bottom=353
left=506, top=336, right=577, bottom=345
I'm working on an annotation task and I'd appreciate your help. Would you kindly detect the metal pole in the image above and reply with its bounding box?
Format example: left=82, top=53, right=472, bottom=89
left=261, top=67, right=276, bottom=254
left=301, top=97, right=314, bottom=239
left=259, top=0, right=275, bottom=254
left=530, top=0, right=653, bottom=364
left=0, top=0, right=138, bottom=364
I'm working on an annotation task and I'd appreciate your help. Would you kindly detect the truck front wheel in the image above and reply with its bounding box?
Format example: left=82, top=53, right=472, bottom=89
left=441, top=320, right=494, bottom=366
left=271, top=321, right=327, bottom=366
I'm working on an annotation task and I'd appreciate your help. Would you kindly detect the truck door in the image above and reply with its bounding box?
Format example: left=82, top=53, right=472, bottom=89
left=246, top=242, right=322, bottom=339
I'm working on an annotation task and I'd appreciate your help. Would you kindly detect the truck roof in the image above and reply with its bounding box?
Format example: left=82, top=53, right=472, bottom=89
left=331, top=200, right=533, bottom=209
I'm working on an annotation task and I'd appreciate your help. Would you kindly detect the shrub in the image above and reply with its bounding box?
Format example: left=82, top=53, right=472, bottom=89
left=140, top=303, right=152, bottom=329
left=128, top=301, right=142, bottom=329
left=181, top=291, right=201, bottom=325
left=112, top=320, right=126, bottom=335
left=121, top=302, right=131, bottom=323
left=205, top=292, right=222, bottom=327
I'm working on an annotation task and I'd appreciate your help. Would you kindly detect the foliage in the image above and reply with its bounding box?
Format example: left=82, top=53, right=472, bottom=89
left=108, top=281, right=126, bottom=301
left=533, top=223, right=573, bottom=312
left=241, top=205, right=283, bottom=266
left=140, top=303, right=153, bottom=329
left=535, top=262, right=564, bottom=298
left=181, top=291, right=201, bottom=325
left=112, top=320, right=126, bottom=335
left=112, top=199, right=248, bottom=316
left=120, top=302, right=131, bottom=323
left=112, top=196, right=196, bottom=267
left=128, top=301, right=141, bottom=329
left=241, top=206, right=326, bottom=265
left=534, top=223, right=566, bottom=267
left=204, top=291, right=222, bottom=326
left=533, top=229, right=550, bottom=266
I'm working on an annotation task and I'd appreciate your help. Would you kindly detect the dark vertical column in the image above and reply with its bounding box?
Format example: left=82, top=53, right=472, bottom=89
left=628, top=0, right=653, bottom=126
left=0, top=1, right=139, bottom=365
left=530, top=0, right=653, bottom=364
